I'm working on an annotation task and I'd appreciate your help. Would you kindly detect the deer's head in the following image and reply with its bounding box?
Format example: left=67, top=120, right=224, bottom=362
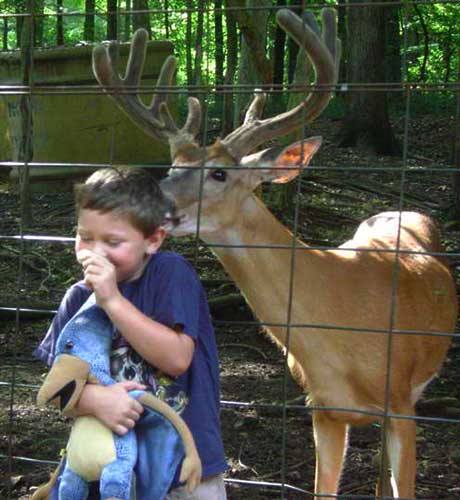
left=92, top=9, right=340, bottom=237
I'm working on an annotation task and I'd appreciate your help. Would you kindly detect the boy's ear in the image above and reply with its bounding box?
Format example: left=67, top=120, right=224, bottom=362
left=146, top=227, right=166, bottom=254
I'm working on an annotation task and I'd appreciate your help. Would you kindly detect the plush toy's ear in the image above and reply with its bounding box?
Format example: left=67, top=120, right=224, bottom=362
left=271, top=137, right=322, bottom=184
left=37, top=355, right=90, bottom=416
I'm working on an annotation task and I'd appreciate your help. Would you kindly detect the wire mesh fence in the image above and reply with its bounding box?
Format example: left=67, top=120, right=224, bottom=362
left=1, top=1, right=460, bottom=499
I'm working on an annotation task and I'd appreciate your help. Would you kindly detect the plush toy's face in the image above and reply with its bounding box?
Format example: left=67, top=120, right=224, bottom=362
left=38, top=301, right=115, bottom=413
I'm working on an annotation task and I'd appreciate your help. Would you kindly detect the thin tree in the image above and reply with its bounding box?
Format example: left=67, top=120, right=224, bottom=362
left=164, top=0, right=170, bottom=39
left=230, top=0, right=272, bottom=124
left=132, top=0, right=151, bottom=36
left=2, top=15, right=8, bottom=50
left=193, top=0, right=205, bottom=87
left=214, top=0, right=224, bottom=115
left=185, top=0, right=193, bottom=87
left=451, top=48, right=460, bottom=216
left=413, top=4, right=429, bottom=82
left=56, top=0, right=64, bottom=45
left=337, top=0, right=347, bottom=83
left=215, top=0, right=224, bottom=87
left=34, top=0, right=44, bottom=47
left=272, top=0, right=286, bottom=89
left=124, top=0, right=132, bottom=40
left=287, top=0, right=302, bottom=84
left=107, top=0, right=118, bottom=40
left=15, top=0, right=25, bottom=48
left=19, top=0, right=35, bottom=225
left=84, top=0, right=96, bottom=42
left=222, top=1, right=237, bottom=135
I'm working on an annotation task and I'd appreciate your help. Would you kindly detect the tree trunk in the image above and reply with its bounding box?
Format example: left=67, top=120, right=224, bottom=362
left=231, top=0, right=272, bottom=125
left=19, top=0, right=35, bottom=226
left=124, top=0, right=132, bottom=40
left=3, top=16, right=8, bottom=50
left=338, top=0, right=399, bottom=155
left=214, top=0, right=224, bottom=87
left=133, top=0, right=150, bottom=35
left=164, top=0, right=170, bottom=39
left=107, top=0, right=118, bottom=40
left=272, top=0, right=286, bottom=96
left=214, top=0, right=224, bottom=116
left=56, top=0, right=64, bottom=46
left=193, top=0, right=205, bottom=87
left=185, top=0, right=193, bottom=87
left=451, top=48, right=460, bottom=216
left=385, top=5, right=401, bottom=84
left=222, top=2, right=238, bottom=136
left=15, top=1, right=25, bottom=48
left=413, top=4, right=429, bottom=82
left=34, top=0, right=45, bottom=47
left=84, top=0, right=96, bottom=42
left=287, top=1, right=301, bottom=83
left=337, top=0, right=347, bottom=84
left=443, top=24, right=454, bottom=83
left=285, top=11, right=313, bottom=142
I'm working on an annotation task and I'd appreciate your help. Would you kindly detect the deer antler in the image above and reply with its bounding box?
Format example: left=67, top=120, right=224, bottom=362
left=93, top=8, right=339, bottom=162
left=92, top=28, right=202, bottom=156
left=221, top=8, right=340, bottom=161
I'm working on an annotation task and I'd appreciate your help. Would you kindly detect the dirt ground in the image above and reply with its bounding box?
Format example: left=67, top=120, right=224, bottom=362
left=1, top=114, right=460, bottom=499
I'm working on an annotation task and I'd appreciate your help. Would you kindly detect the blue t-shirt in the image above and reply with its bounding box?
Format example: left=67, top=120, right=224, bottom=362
left=34, top=251, right=227, bottom=483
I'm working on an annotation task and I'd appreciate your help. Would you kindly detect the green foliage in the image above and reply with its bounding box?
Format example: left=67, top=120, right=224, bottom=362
left=0, top=0, right=458, bottom=118
left=404, top=3, right=460, bottom=83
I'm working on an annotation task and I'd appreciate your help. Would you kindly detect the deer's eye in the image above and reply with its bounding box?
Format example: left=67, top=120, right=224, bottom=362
left=210, top=169, right=227, bottom=182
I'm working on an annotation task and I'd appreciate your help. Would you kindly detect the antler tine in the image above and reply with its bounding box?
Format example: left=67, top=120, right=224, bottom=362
left=221, top=8, right=339, bottom=162
left=124, top=28, right=149, bottom=86
left=304, top=11, right=320, bottom=37
left=243, top=91, right=267, bottom=126
left=92, top=29, right=202, bottom=154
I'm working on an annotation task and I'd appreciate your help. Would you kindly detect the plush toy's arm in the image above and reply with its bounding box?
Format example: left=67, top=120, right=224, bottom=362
left=37, top=354, right=91, bottom=417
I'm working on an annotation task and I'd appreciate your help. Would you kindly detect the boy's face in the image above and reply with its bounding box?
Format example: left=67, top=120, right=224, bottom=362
left=75, top=209, right=165, bottom=283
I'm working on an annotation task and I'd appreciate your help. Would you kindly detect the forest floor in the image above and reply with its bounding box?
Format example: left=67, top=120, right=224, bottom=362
left=1, top=113, right=460, bottom=499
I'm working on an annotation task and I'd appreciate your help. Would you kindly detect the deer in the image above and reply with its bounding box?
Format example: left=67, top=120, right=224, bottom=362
left=92, top=8, right=458, bottom=498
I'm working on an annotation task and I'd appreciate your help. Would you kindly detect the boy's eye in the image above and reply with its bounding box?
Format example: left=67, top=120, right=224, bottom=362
left=107, top=240, right=122, bottom=247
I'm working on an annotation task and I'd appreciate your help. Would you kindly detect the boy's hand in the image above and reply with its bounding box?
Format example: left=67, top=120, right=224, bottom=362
left=76, top=249, right=119, bottom=306
left=77, top=381, right=145, bottom=436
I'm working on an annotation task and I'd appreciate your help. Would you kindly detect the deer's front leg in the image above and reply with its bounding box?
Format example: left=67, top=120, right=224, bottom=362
left=313, top=412, right=348, bottom=494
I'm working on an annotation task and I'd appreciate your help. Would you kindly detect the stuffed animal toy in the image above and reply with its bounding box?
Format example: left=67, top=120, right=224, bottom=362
left=32, top=294, right=201, bottom=500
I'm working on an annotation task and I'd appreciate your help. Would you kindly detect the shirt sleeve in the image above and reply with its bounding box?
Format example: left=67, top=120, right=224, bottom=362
left=152, top=255, right=204, bottom=341
left=33, top=282, right=90, bottom=366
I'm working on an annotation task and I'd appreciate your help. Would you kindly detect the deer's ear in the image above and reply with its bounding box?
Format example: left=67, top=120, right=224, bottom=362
left=271, top=137, right=322, bottom=184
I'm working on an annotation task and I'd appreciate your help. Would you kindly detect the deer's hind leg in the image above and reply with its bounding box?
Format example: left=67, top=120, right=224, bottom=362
left=385, top=411, right=416, bottom=499
left=312, top=412, right=348, bottom=495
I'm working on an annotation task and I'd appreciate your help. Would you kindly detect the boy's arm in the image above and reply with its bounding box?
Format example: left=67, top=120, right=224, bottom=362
left=78, top=249, right=195, bottom=377
left=103, top=295, right=195, bottom=377
left=75, top=381, right=145, bottom=435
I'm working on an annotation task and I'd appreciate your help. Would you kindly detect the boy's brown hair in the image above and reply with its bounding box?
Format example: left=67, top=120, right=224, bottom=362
left=75, top=168, right=175, bottom=236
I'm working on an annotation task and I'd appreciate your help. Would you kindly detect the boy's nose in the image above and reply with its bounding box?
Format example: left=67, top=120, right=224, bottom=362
left=92, top=243, right=108, bottom=258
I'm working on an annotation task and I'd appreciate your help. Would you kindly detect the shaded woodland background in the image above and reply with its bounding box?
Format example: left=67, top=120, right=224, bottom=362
left=1, top=1, right=460, bottom=499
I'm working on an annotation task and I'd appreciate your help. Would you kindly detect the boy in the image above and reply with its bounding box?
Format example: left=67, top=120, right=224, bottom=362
left=34, top=167, right=228, bottom=499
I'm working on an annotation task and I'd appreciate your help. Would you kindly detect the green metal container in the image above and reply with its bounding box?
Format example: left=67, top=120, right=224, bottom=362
left=0, top=40, right=174, bottom=190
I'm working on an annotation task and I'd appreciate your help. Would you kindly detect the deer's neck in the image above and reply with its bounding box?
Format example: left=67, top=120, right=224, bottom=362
left=203, top=195, right=330, bottom=346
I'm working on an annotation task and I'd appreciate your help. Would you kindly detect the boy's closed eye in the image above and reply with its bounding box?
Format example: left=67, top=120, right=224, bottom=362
left=106, top=239, right=122, bottom=247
